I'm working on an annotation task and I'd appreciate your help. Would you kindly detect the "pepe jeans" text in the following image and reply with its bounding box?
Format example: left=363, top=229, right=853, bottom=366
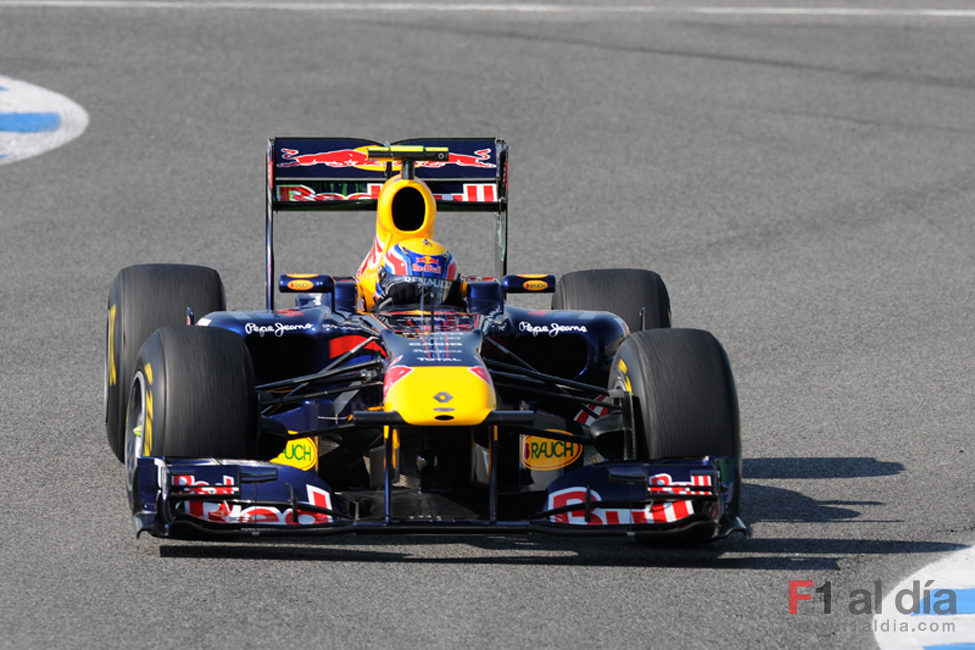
left=518, top=321, right=588, bottom=337
left=244, top=322, right=314, bottom=337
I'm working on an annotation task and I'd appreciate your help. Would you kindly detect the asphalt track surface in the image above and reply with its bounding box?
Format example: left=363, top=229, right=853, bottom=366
left=1, top=2, right=973, bottom=648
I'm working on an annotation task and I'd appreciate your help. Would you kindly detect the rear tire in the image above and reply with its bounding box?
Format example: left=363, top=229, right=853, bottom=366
left=124, top=326, right=257, bottom=477
left=105, top=264, right=225, bottom=461
left=552, top=268, right=671, bottom=332
left=609, top=329, right=739, bottom=462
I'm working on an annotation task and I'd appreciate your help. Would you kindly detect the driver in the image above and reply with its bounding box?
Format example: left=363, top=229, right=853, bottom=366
left=363, top=237, right=461, bottom=311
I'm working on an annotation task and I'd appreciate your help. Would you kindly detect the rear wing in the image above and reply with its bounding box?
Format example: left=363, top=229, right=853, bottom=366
left=265, top=137, right=509, bottom=309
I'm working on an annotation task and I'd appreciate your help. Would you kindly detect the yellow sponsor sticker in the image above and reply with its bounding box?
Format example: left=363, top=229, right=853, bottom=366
left=144, top=416, right=152, bottom=456
left=523, top=280, right=550, bottom=291
left=521, top=432, right=582, bottom=471
left=144, top=366, right=154, bottom=454
left=617, top=359, right=632, bottom=392
left=271, top=435, right=319, bottom=471
left=108, top=304, right=117, bottom=386
left=286, top=279, right=315, bottom=291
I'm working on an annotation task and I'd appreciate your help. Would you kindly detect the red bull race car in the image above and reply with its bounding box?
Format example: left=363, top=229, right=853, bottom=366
left=105, top=137, right=746, bottom=542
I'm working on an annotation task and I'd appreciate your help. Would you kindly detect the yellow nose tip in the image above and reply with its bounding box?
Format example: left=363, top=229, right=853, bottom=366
left=384, top=366, right=496, bottom=426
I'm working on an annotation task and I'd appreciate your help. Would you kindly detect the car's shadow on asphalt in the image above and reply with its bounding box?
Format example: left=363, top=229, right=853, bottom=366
left=156, top=456, right=968, bottom=569
left=157, top=534, right=967, bottom=571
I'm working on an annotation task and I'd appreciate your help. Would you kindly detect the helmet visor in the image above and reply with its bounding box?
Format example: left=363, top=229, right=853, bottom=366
left=380, top=275, right=454, bottom=307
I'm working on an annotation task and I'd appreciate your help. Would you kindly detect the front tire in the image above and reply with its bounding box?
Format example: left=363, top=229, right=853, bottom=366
left=609, top=329, right=743, bottom=540
left=124, top=326, right=257, bottom=479
left=106, top=264, right=225, bottom=461
left=552, top=268, right=671, bottom=332
left=609, top=329, right=739, bottom=461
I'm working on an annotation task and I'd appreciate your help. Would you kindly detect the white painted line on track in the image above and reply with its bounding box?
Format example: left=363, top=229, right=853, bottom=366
left=874, top=545, right=975, bottom=650
left=0, top=76, right=89, bottom=166
left=4, top=1, right=975, bottom=18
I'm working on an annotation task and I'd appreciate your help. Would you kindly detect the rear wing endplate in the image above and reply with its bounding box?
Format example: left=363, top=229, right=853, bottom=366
left=265, top=137, right=509, bottom=309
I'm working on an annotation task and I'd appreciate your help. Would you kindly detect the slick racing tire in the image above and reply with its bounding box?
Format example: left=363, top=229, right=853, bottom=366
left=105, top=264, right=225, bottom=461
left=609, top=328, right=740, bottom=468
left=124, top=326, right=257, bottom=474
left=551, top=268, right=671, bottom=332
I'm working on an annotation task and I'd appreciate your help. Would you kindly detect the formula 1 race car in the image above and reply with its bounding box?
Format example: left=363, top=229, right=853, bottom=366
left=105, top=137, right=746, bottom=542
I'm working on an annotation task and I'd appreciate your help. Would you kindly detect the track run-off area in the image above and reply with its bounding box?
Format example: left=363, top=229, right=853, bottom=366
left=1, top=2, right=972, bottom=648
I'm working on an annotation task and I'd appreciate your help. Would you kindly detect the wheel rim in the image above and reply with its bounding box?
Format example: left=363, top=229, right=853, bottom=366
left=124, top=371, right=147, bottom=497
left=609, top=363, right=640, bottom=461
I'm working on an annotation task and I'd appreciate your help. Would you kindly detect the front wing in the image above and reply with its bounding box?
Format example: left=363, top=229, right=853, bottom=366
left=131, top=456, right=746, bottom=541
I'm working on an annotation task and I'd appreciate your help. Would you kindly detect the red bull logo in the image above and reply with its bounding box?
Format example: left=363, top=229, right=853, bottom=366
left=411, top=255, right=442, bottom=275
left=278, top=146, right=495, bottom=170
